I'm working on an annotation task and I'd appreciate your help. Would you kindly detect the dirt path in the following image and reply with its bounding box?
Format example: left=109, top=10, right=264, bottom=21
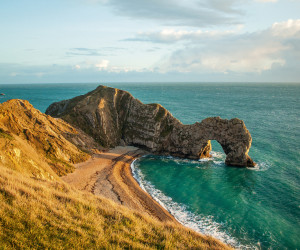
left=62, top=146, right=177, bottom=222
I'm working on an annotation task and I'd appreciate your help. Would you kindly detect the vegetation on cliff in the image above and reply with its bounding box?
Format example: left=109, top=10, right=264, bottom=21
left=0, top=99, right=101, bottom=177
left=0, top=99, right=231, bottom=249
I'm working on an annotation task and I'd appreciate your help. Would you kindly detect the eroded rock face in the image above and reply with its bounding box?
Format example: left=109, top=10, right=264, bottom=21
left=46, top=85, right=255, bottom=167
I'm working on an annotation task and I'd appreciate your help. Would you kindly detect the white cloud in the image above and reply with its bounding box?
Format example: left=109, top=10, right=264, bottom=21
left=156, top=19, right=299, bottom=74
left=199, top=44, right=286, bottom=73
left=108, top=66, right=132, bottom=73
left=125, top=26, right=244, bottom=43
left=271, top=19, right=300, bottom=38
left=159, top=42, right=286, bottom=74
left=70, top=59, right=141, bottom=73
left=95, top=60, right=109, bottom=70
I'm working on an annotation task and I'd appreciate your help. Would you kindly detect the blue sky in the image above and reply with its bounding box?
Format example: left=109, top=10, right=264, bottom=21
left=0, top=0, right=299, bottom=83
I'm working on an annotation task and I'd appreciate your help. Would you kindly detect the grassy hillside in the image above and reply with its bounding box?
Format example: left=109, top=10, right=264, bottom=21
left=0, top=99, right=101, bottom=177
left=0, top=163, right=231, bottom=249
left=0, top=99, right=231, bottom=249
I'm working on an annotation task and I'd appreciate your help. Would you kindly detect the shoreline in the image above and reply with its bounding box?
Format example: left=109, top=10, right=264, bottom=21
left=62, top=146, right=177, bottom=223
left=130, top=154, right=242, bottom=248
left=62, top=146, right=234, bottom=248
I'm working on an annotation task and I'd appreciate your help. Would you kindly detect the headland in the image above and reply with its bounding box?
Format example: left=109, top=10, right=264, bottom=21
left=0, top=84, right=255, bottom=248
left=46, top=85, right=255, bottom=167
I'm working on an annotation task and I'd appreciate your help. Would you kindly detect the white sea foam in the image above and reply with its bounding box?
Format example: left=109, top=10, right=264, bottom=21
left=198, top=151, right=226, bottom=163
left=210, top=151, right=226, bottom=159
left=247, top=161, right=270, bottom=171
left=130, top=157, right=255, bottom=249
left=150, top=151, right=227, bottom=165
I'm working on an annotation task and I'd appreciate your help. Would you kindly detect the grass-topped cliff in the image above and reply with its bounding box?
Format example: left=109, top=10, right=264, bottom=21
left=0, top=99, right=231, bottom=249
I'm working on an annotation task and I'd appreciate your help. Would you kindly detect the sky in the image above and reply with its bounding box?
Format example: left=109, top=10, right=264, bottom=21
left=0, top=0, right=300, bottom=83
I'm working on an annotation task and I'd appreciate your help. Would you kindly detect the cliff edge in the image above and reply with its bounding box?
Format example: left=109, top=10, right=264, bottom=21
left=0, top=99, right=101, bottom=177
left=46, top=85, right=255, bottom=167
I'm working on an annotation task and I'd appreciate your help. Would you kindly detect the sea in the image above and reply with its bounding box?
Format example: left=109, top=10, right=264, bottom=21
left=0, top=82, right=299, bottom=249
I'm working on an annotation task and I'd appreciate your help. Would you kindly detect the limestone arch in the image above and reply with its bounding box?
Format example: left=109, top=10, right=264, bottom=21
left=195, top=117, right=255, bottom=167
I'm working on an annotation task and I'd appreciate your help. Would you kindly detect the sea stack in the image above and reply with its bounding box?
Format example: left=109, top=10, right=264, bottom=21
left=46, top=85, right=255, bottom=167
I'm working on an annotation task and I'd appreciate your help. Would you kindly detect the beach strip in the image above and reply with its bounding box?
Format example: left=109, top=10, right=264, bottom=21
left=62, top=146, right=177, bottom=223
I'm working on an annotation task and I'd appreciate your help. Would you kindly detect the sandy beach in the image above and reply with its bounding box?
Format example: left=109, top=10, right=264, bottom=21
left=62, top=146, right=177, bottom=223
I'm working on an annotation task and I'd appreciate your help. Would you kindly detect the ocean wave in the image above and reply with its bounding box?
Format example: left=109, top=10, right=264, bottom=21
left=210, top=151, right=226, bottom=159
left=247, top=161, right=271, bottom=171
left=142, top=151, right=227, bottom=167
left=198, top=151, right=226, bottom=163
left=131, top=159, right=255, bottom=249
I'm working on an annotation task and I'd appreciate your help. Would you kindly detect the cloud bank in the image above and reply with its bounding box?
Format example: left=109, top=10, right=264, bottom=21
left=152, top=19, right=300, bottom=75
left=99, top=0, right=244, bottom=27
left=1, top=20, right=299, bottom=83
left=124, top=27, right=243, bottom=43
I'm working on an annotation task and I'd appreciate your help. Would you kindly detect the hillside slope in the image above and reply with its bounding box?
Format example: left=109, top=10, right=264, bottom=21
left=0, top=99, right=231, bottom=249
left=0, top=164, right=231, bottom=249
left=0, top=99, right=101, bottom=177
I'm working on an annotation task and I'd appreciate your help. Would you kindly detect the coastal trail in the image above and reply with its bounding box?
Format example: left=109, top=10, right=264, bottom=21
left=62, top=146, right=177, bottom=223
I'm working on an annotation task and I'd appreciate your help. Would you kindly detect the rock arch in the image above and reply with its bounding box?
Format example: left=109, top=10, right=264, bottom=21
left=190, top=117, right=255, bottom=167
left=46, top=85, right=255, bottom=167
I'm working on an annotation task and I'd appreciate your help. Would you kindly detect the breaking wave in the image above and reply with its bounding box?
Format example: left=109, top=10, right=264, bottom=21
left=131, top=153, right=257, bottom=249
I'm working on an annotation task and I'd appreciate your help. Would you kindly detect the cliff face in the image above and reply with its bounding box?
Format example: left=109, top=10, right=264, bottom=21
left=46, top=85, right=255, bottom=167
left=0, top=99, right=101, bottom=177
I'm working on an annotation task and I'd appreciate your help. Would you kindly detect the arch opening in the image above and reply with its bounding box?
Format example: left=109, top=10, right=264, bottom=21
left=211, top=140, right=225, bottom=155
left=198, top=140, right=227, bottom=160
left=197, top=139, right=255, bottom=167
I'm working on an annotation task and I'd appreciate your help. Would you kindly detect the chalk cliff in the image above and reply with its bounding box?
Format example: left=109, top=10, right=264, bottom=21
left=46, top=85, right=255, bottom=167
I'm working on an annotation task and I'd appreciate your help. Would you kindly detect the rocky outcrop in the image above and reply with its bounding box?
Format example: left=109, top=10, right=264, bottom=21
left=46, top=85, right=255, bottom=167
left=0, top=99, right=102, bottom=176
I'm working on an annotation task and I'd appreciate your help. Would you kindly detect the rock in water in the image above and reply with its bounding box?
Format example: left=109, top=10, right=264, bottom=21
left=46, top=85, right=255, bottom=167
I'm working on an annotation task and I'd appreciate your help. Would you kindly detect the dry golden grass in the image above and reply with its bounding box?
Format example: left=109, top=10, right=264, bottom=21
left=0, top=164, right=231, bottom=249
left=0, top=99, right=231, bottom=249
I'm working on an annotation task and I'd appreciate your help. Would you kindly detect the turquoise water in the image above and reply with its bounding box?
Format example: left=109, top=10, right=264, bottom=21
left=1, top=83, right=300, bottom=249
